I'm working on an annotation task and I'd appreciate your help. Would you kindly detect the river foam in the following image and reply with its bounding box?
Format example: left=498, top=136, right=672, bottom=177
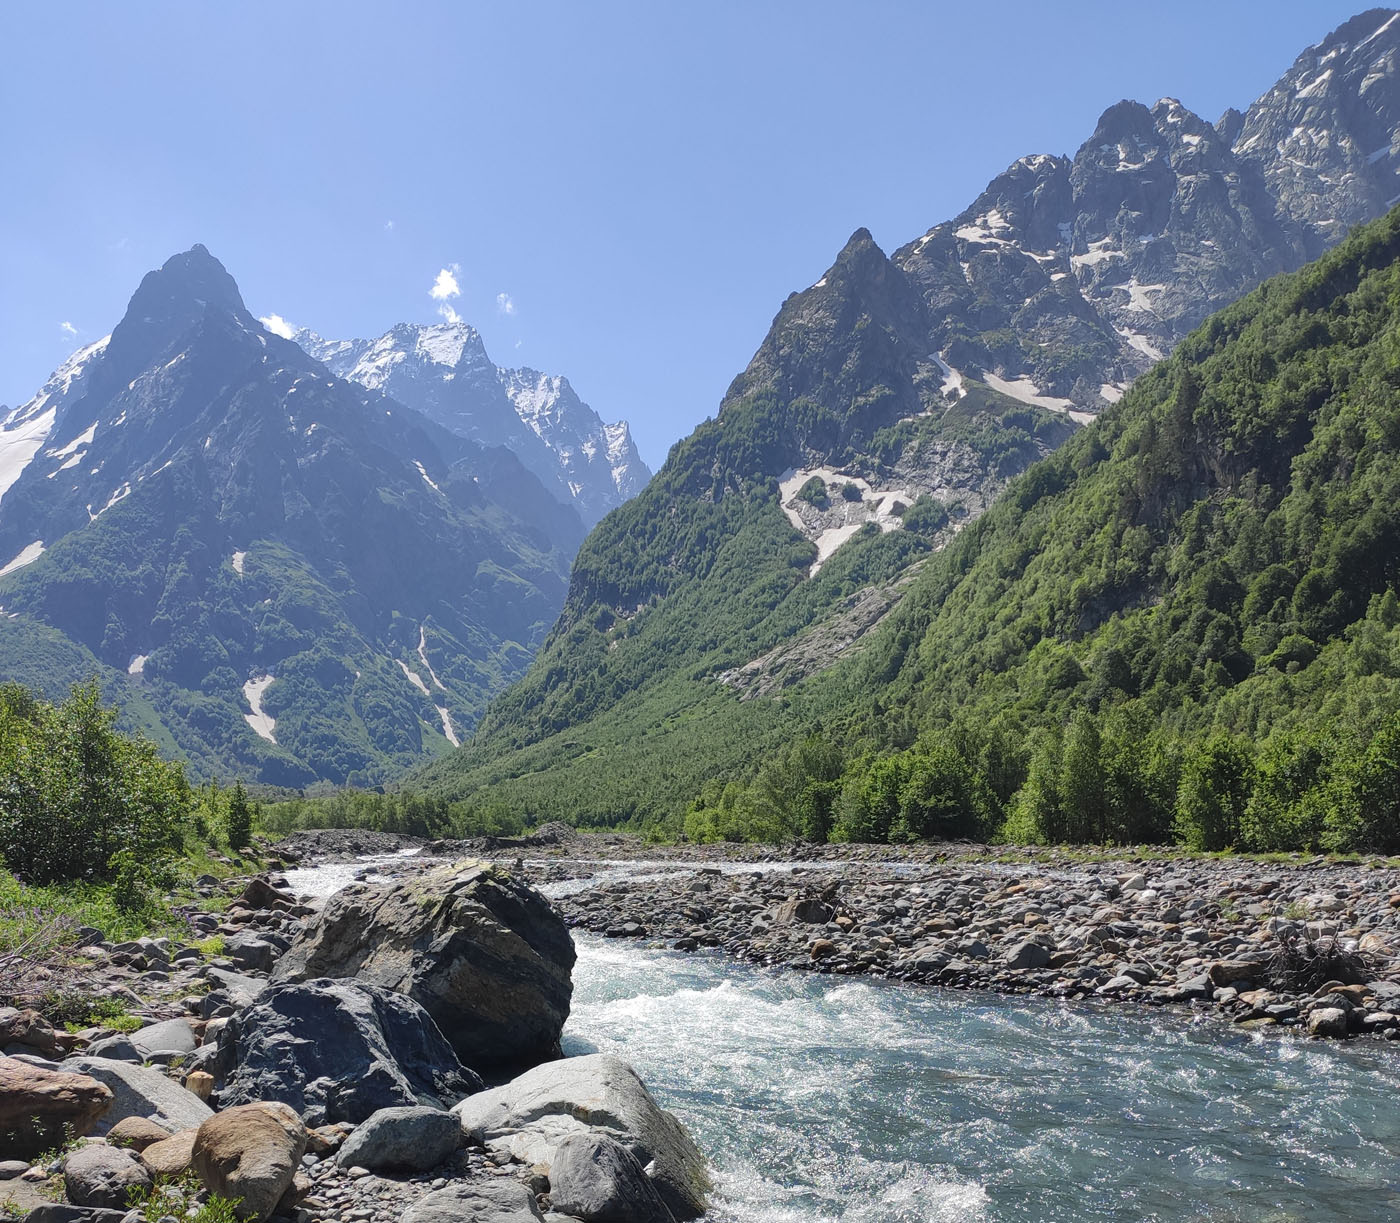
left=565, top=934, right=1400, bottom=1221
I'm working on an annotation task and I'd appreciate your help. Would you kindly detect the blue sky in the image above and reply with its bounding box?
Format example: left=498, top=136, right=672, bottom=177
left=0, top=1, right=1379, bottom=468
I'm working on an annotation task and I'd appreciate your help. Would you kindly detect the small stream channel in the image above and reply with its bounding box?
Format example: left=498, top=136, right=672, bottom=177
left=285, top=853, right=1400, bottom=1222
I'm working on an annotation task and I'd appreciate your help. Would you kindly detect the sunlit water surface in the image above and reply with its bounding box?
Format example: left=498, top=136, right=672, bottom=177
left=565, top=936, right=1400, bottom=1222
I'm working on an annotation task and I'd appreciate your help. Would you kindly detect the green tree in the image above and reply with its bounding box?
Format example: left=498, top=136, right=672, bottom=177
left=1175, top=733, right=1256, bottom=851
left=226, top=781, right=252, bottom=851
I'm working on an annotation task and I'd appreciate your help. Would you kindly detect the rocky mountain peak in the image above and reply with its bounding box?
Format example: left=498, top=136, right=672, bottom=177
left=1233, top=7, right=1400, bottom=245
left=0, top=248, right=585, bottom=787
left=299, top=321, right=650, bottom=526
left=120, top=244, right=247, bottom=326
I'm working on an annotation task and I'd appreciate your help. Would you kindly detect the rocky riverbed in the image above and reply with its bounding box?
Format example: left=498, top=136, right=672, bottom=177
left=529, top=840, right=1400, bottom=1044
left=7, top=829, right=1400, bottom=1221
left=0, top=839, right=707, bottom=1223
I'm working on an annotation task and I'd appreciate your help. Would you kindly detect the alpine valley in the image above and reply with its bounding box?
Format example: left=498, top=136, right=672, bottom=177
left=0, top=246, right=650, bottom=787
left=414, top=7, right=1400, bottom=827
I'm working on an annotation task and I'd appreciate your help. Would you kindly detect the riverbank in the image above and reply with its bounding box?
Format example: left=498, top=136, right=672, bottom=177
left=0, top=840, right=702, bottom=1223
left=334, top=828, right=1399, bottom=1046
left=536, top=840, right=1400, bottom=1043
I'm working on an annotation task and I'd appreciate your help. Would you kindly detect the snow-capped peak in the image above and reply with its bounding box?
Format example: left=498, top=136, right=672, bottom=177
left=292, top=319, right=651, bottom=525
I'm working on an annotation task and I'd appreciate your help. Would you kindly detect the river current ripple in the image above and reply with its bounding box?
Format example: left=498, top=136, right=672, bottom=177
left=566, top=936, right=1400, bottom=1221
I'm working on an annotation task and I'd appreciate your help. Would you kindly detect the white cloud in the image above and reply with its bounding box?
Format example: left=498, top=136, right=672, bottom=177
left=60, top=321, right=77, bottom=338
left=259, top=313, right=296, bottom=340
left=430, top=264, right=461, bottom=301
left=496, top=292, right=516, bottom=316
left=438, top=303, right=462, bottom=325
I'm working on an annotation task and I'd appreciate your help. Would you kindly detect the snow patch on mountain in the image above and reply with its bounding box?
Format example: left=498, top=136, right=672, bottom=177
left=417, top=626, right=447, bottom=691
left=778, top=467, right=914, bottom=576
left=397, top=659, right=430, bottom=697
left=436, top=705, right=459, bottom=747
left=0, top=540, right=45, bottom=577
left=982, top=372, right=1078, bottom=414
left=243, top=675, right=277, bottom=743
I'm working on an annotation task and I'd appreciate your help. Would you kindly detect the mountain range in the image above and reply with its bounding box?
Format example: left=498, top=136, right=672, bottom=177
left=4, top=10, right=1398, bottom=810
left=412, top=7, right=1400, bottom=823
left=0, top=247, right=596, bottom=786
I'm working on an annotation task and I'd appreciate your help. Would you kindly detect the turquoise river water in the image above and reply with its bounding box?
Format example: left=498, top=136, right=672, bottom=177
left=565, top=933, right=1400, bottom=1222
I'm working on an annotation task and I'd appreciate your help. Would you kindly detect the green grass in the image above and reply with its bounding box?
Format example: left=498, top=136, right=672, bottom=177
left=0, top=871, right=189, bottom=955
left=124, top=1173, right=240, bottom=1223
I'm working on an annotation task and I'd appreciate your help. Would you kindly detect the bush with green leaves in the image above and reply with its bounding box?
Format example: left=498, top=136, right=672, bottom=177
left=0, top=682, right=191, bottom=890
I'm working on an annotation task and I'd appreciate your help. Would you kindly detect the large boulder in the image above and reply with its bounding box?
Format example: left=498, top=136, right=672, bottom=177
left=192, top=1102, right=306, bottom=1223
left=333, top=1105, right=462, bottom=1172
left=0, top=1057, right=113, bottom=1158
left=549, top=1132, right=676, bottom=1223
left=400, top=1180, right=544, bottom=1223
left=105, top=1116, right=171, bottom=1151
left=271, top=861, right=574, bottom=1067
left=63, top=1144, right=151, bottom=1209
left=62, top=1056, right=213, bottom=1136
left=140, top=1128, right=199, bottom=1177
left=452, top=1054, right=709, bottom=1220
left=216, top=979, right=481, bottom=1126
left=0, top=1008, right=60, bottom=1056
left=22, top=1205, right=129, bottom=1223
left=128, top=1018, right=197, bottom=1060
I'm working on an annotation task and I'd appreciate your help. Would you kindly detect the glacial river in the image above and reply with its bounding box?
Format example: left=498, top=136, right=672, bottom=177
left=565, top=935, right=1400, bottom=1221
left=289, top=854, right=1400, bottom=1221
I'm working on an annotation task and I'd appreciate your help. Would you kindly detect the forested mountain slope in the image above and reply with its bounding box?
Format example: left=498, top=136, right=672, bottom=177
left=414, top=11, right=1400, bottom=826
left=779, top=203, right=1400, bottom=851
left=0, top=247, right=582, bottom=787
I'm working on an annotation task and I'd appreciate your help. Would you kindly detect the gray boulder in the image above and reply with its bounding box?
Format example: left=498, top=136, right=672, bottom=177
left=1308, top=1006, right=1350, bottom=1038
left=550, top=1132, right=675, bottom=1223
left=63, top=1144, right=151, bottom=1208
left=1003, top=941, right=1051, bottom=970
left=129, top=1018, right=197, bottom=1060
left=21, top=1207, right=129, bottom=1223
left=216, top=979, right=482, bottom=1125
left=453, top=1053, right=708, bottom=1220
left=61, top=1057, right=213, bottom=1136
left=224, top=933, right=279, bottom=974
left=271, top=860, right=575, bottom=1068
left=334, top=1105, right=462, bottom=1172
left=83, top=1035, right=140, bottom=1062
left=202, top=967, right=268, bottom=1010
left=400, top=1180, right=544, bottom=1223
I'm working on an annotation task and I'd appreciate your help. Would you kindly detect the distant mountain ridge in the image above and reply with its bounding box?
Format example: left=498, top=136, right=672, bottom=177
left=295, top=322, right=649, bottom=527
left=895, top=8, right=1400, bottom=418
left=414, top=8, right=1400, bottom=823
left=0, top=246, right=583, bottom=786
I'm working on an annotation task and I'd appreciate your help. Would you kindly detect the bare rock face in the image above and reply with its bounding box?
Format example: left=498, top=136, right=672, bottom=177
left=0, top=1056, right=113, bottom=1158
left=192, top=1102, right=307, bottom=1223
left=271, top=861, right=575, bottom=1069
